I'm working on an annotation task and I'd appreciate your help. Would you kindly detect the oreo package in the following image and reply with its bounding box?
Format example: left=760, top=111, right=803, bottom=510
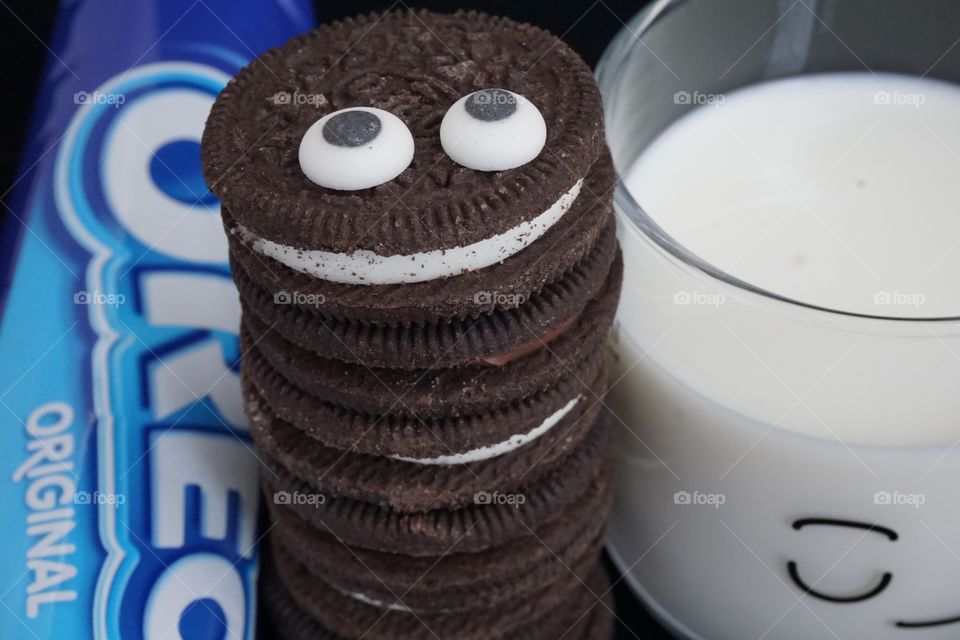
left=0, top=1, right=314, bottom=638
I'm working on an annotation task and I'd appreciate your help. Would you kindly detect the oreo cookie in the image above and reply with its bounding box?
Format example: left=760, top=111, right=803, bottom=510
left=261, top=438, right=611, bottom=557
left=238, top=265, right=616, bottom=418
left=242, top=330, right=605, bottom=458
left=267, top=543, right=612, bottom=640
left=234, top=246, right=621, bottom=370
left=268, top=460, right=613, bottom=612
left=261, top=560, right=615, bottom=640
left=202, top=10, right=605, bottom=277
left=247, top=374, right=606, bottom=511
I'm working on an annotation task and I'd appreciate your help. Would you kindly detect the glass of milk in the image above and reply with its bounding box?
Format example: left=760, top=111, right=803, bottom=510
left=596, top=1, right=960, bottom=638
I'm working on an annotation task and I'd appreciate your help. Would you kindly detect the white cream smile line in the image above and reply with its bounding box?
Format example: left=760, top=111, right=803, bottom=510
left=390, top=396, right=582, bottom=466
left=234, top=179, right=583, bottom=285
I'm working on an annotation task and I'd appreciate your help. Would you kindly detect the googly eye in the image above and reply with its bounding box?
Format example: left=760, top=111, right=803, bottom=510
left=298, top=107, right=414, bottom=191
left=440, top=89, right=547, bottom=172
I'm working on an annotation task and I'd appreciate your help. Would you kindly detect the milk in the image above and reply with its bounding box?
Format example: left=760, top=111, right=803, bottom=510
left=628, top=74, right=960, bottom=320
left=607, top=73, right=960, bottom=639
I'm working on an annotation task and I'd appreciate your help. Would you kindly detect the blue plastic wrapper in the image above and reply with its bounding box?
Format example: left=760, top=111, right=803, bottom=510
left=0, top=1, right=314, bottom=638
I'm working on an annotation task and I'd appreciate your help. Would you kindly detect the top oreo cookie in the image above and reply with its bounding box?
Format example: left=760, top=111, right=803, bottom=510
left=201, top=10, right=604, bottom=285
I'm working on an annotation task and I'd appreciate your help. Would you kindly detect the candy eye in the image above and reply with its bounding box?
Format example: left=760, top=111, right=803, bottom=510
left=440, top=89, right=546, bottom=172
left=298, top=107, right=414, bottom=191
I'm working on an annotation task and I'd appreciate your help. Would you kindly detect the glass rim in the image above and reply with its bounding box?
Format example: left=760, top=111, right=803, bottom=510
left=595, top=0, right=960, bottom=323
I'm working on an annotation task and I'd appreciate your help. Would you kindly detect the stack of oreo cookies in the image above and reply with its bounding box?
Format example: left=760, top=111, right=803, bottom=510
left=202, top=10, right=621, bottom=639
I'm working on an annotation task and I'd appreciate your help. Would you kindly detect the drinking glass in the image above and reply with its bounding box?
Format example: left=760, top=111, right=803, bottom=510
left=596, top=1, right=960, bottom=638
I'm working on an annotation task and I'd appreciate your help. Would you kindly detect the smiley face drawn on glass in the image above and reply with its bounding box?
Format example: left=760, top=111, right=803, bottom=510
left=298, top=89, right=547, bottom=191
left=788, top=517, right=960, bottom=629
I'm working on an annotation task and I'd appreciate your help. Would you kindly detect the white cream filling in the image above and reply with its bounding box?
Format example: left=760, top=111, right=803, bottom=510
left=346, top=591, right=412, bottom=613
left=391, top=396, right=582, bottom=466
left=234, top=179, right=583, bottom=285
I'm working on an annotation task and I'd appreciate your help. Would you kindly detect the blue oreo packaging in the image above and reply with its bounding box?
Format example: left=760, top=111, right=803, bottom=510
left=0, top=1, right=314, bottom=638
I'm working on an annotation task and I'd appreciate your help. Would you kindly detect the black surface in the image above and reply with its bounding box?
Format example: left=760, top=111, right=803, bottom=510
left=0, top=1, right=672, bottom=638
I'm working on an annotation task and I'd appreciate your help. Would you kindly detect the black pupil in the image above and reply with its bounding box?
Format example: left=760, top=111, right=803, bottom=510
left=322, top=110, right=382, bottom=147
left=465, top=89, right=517, bottom=122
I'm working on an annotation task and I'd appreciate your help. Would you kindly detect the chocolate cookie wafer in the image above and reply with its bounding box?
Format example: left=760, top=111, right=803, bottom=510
left=268, top=461, right=613, bottom=612
left=238, top=244, right=619, bottom=418
left=233, top=238, right=620, bottom=371
left=242, top=331, right=606, bottom=459
left=260, top=441, right=611, bottom=557
left=247, top=378, right=605, bottom=511
left=261, top=561, right=615, bottom=640
left=269, top=543, right=611, bottom=640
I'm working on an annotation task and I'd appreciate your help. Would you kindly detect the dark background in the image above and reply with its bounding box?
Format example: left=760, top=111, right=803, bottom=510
left=0, top=1, right=670, bottom=638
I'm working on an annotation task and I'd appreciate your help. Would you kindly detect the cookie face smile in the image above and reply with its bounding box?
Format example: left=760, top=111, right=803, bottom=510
left=279, top=87, right=552, bottom=283
left=201, top=11, right=604, bottom=257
